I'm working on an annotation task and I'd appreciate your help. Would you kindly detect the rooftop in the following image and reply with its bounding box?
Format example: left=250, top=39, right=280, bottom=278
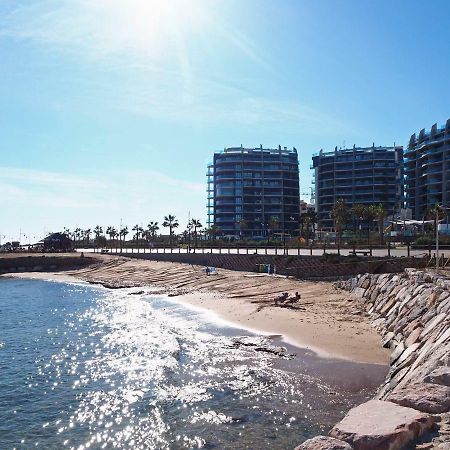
left=312, top=145, right=402, bottom=158
left=217, top=145, right=297, bottom=156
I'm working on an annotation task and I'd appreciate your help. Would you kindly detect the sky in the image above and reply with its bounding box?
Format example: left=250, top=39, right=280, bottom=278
left=1, top=0, right=450, bottom=242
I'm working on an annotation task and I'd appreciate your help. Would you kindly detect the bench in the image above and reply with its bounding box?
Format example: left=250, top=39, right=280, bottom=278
left=352, top=250, right=371, bottom=256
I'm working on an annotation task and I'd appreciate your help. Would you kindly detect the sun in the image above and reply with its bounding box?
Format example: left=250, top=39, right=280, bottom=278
left=85, top=0, right=211, bottom=58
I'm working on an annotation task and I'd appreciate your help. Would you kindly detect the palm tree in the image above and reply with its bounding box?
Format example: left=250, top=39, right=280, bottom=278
left=93, top=225, right=103, bottom=251
left=162, top=215, right=179, bottom=248
left=363, top=205, right=377, bottom=247
left=190, top=219, right=202, bottom=247
left=132, top=224, right=142, bottom=252
left=373, top=204, right=387, bottom=244
left=267, top=216, right=279, bottom=245
left=119, top=226, right=129, bottom=251
left=209, top=224, right=220, bottom=241
left=351, top=204, right=366, bottom=243
left=330, top=199, right=350, bottom=255
left=147, top=221, right=159, bottom=237
left=301, top=211, right=317, bottom=244
left=426, top=204, right=445, bottom=239
left=84, top=228, right=91, bottom=247
left=74, top=227, right=82, bottom=248
left=110, top=227, right=118, bottom=251
left=237, top=218, right=248, bottom=242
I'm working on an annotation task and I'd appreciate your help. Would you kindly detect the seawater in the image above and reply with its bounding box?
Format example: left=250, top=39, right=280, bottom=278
left=0, top=278, right=385, bottom=449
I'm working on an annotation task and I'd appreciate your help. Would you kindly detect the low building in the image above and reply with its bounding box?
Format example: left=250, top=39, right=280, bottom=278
left=42, top=233, right=74, bottom=252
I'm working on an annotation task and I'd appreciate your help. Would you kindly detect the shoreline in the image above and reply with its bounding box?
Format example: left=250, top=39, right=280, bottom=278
left=2, top=255, right=390, bottom=365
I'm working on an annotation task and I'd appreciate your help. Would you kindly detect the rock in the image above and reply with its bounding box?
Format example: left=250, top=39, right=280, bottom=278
left=329, top=400, right=435, bottom=450
left=294, top=436, right=352, bottom=450
left=422, top=367, right=450, bottom=386
left=420, top=313, right=447, bottom=340
left=405, top=326, right=423, bottom=347
left=387, top=382, right=450, bottom=414
left=390, top=342, right=405, bottom=364
left=382, top=331, right=395, bottom=348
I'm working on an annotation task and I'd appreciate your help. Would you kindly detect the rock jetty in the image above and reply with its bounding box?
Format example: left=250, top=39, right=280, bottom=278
left=298, top=269, right=450, bottom=450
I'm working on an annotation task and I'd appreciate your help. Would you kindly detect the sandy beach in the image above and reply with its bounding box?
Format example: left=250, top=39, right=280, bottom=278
left=5, top=254, right=389, bottom=365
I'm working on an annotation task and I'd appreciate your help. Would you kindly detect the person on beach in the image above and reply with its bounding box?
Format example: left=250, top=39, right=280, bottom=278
left=205, top=266, right=210, bottom=276
left=275, top=292, right=288, bottom=305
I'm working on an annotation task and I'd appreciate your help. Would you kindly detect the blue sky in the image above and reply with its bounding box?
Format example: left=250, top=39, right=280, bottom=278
left=1, top=0, right=449, bottom=242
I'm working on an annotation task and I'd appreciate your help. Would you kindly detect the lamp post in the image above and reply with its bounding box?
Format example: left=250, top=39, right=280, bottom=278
left=434, top=205, right=450, bottom=270
left=436, top=207, right=439, bottom=270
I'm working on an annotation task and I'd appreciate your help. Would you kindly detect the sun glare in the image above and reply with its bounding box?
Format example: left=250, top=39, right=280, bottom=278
left=86, top=0, right=210, bottom=57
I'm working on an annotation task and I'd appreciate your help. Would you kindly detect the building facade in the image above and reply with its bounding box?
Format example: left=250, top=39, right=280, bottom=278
left=312, top=145, right=403, bottom=230
left=207, top=146, right=300, bottom=239
left=405, top=119, right=450, bottom=220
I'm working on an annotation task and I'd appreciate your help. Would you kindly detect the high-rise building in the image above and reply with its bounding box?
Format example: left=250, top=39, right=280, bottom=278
left=207, top=146, right=300, bottom=239
left=405, top=119, right=450, bottom=220
left=312, top=145, right=403, bottom=230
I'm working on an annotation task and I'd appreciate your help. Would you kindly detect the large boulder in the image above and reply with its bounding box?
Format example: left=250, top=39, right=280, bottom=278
left=329, top=400, right=435, bottom=450
left=295, top=436, right=352, bottom=450
left=387, top=382, right=450, bottom=414
left=423, top=367, right=450, bottom=386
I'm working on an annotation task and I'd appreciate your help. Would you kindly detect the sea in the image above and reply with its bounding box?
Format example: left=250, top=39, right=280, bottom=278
left=0, top=277, right=386, bottom=450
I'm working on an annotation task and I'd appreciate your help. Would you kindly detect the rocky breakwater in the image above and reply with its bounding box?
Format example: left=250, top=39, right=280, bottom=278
left=297, top=269, right=449, bottom=450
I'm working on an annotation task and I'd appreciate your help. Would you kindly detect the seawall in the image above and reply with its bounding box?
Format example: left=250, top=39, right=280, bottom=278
left=298, top=269, right=450, bottom=450
left=112, top=251, right=427, bottom=279
left=0, top=254, right=95, bottom=274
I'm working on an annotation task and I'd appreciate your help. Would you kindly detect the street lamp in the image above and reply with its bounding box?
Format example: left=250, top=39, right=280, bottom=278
left=434, top=205, right=450, bottom=270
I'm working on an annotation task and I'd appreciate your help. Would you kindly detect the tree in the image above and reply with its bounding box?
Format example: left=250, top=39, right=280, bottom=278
left=106, top=226, right=116, bottom=250
left=267, top=216, right=279, bottom=244
left=132, top=224, right=143, bottom=251
left=373, top=204, right=387, bottom=244
left=204, top=224, right=220, bottom=242
left=237, top=219, right=248, bottom=241
left=162, top=215, right=179, bottom=248
left=426, top=204, right=445, bottom=238
left=93, top=225, right=103, bottom=250
left=147, top=221, right=159, bottom=238
left=84, top=228, right=91, bottom=247
left=300, top=211, right=317, bottom=244
left=330, top=199, right=350, bottom=255
left=73, top=227, right=82, bottom=248
left=351, top=204, right=366, bottom=242
left=119, top=226, right=129, bottom=251
left=363, top=205, right=377, bottom=246
left=190, top=219, right=202, bottom=247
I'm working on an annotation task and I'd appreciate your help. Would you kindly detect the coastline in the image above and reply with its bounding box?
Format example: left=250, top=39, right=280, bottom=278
left=2, top=255, right=389, bottom=365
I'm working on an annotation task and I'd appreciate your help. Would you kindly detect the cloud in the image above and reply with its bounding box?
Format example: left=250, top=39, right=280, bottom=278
left=0, top=166, right=205, bottom=239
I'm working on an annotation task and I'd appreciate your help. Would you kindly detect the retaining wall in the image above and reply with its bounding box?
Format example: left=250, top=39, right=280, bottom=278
left=0, top=255, right=94, bottom=274
left=113, top=252, right=427, bottom=279
left=298, top=269, right=450, bottom=450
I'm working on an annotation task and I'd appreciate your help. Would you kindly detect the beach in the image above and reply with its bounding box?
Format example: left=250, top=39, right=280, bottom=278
left=6, top=254, right=389, bottom=364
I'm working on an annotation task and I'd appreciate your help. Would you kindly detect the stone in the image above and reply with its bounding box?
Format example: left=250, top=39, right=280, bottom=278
left=390, top=342, right=405, bottom=364
left=382, top=332, right=395, bottom=348
left=387, top=382, right=450, bottom=414
left=405, top=327, right=423, bottom=347
left=294, top=436, right=352, bottom=450
left=420, top=313, right=447, bottom=340
left=329, top=400, right=435, bottom=450
left=423, top=367, right=450, bottom=386
left=391, top=342, right=421, bottom=372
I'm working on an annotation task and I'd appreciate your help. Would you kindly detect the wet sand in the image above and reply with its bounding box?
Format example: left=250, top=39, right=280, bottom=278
left=4, top=254, right=389, bottom=365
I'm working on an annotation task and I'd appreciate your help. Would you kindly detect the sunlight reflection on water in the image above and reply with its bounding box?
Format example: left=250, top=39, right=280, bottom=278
left=0, top=279, right=381, bottom=449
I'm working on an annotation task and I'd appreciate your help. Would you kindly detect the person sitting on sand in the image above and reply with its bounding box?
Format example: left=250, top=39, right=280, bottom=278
left=288, top=292, right=301, bottom=304
left=275, top=292, right=288, bottom=305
